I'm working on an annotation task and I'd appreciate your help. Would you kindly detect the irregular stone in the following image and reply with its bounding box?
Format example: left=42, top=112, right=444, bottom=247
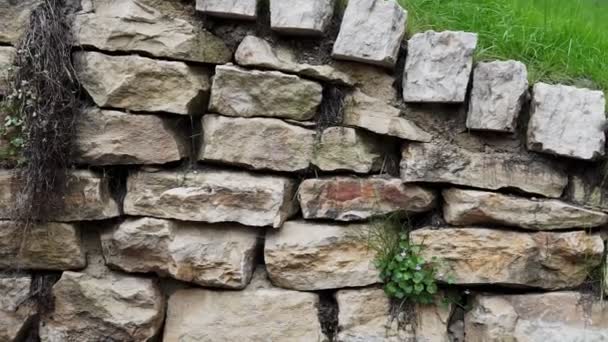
left=73, top=0, right=231, bottom=64
left=199, top=114, right=315, bottom=172
left=400, top=142, right=568, bottom=198
left=568, top=173, right=608, bottom=211
left=312, top=127, right=384, bottom=173
left=265, top=220, right=378, bottom=290
left=403, top=31, right=478, bottom=103
left=209, top=64, right=322, bottom=121
left=195, top=0, right=258, bottom=20
left=0, top=0, right=40, bottom=44
left=465, top=292, right=608, bottom=341
left=332, top=0, right=407, bottom=68
left=235, top=35, right=353, bottom=85
left=443, top=188, right=608, bottom=230
left=331, top=61, right=397, bottom=103
left=74, top=51, right=210, bottom=115
left=76, top=108, right=188, bottom=165
left=0, top=221, right=85, bottom=270
left=299, top=177, right=436, bottom=221
left=343, top=90, right=432, bottom=141
left=0, top=274, right=36, bottom=342
left=163, top=268, right=325, bottom=342
left=124, top=170, right=297, bottom=228
left=270, top=0, right=334, bottom=35
left=527, top=83, right=606, bottom=160
left=410, top=228, right=604, bottom=289
left=467, top=61, right=528, bottom=132
left=40, top=271, right=164, bottom=342
left=101, top=217, right=260, bottom=289
left=0, top=46, right=15, bottom=95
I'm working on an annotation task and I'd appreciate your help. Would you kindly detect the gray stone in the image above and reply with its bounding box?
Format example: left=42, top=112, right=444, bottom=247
left=312, top=127, right=384, bottom=173
left=0, top=46, right=15, bottom=95
left=199, top=114, right=315, bottom=172
left=101, top=217, right=260, bottom=289
left=467, top=61, right=528, bottom=132
left=209, top=64, right=322, bottom=121
left=527, top=83, right=606, bottom=160
left=568, top=174, right=608, bottom=211
left=0, top=0, right=40, bottom=44
left=0, top=274, right=36, bottom=342
left=196, top=0, right=258, bottom=20
left=331, top=61, right=397, bottom=103
left=74, top=51, right=210, bottom=115
left=332, top=0, right=407, bottom=68
left=270, top=0, right=335, bottom=35
left=124, top=170, right=297, bottom=228
left=403, top=31, right=478, bottom=103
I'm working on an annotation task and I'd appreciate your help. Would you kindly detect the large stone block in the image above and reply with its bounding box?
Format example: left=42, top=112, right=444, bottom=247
left=0, top=0, right=40, bottom=44
left=332, top=0, right=407, bottom=68
left=400, top=142, right=568, bottom=198
left=199, top=114, right=315, bottom=172
left=411, top=228, right=604, bottom=289
left=101, top=217, right=260, bottom=289
left=0, top=274, right=36, bottom=342
left=299, top=177, right=436, bottom=221
left=196, top=0, right=258, bottom=20
left=403, top=31, right=478, bottom=103
left=270, top=0, right=335, bottom=35
left=209, top=64, right=322, bottom=121
left=265, top=220, right=378, bottom=290
left=74, top=51, right=210, bottom=115
left=124, top=170, right=297, bottom=228
left=312, top=127, right=384, bottom=173
left=467, top=61, right=528, bottom=132
left=465, top=292, right=608, bottom=342
left=443, top=188, right=608, bottom=230
left=0, top=46, right=15, bottom=95
left=40, top=271, right=165, bottom=342
left=527, top=83, right=606, bottom=160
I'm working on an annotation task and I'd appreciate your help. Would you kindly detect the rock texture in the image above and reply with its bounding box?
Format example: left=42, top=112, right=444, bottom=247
left=196, top=0, right=258, bottom=20
left=312, top=127, right=384, bottom=173
left=465, top=292, right=608, bottom=341
left=0, top=0, right=40, bottom=44
left=0, top=46, right=15, bottom=95
left=400, top=142, right=568, bottom=198
left=403, top=31, right=478, bottom=103
left=40, top=271, right=164, bottom=342
left=467, top=61, right=528, bottom=132
left=527, top=83, right=606, bottom=160
left=270, top=0, right=334, bottom=35
left=299, top=177, right=436, bottom=221
left=443, top=188, right=608, bottom=230
left=0, top=274, right=36, bottom=342
left=568, top=174, right=608, bottom=211
left=265, top=220, right=378, bottom=290
left=411, top=228, right=604, bottom=289
left=101, top=217, right=260, bottom=289
left=124, top=170, right=296, bottom=228
left=209, top=64, right=322, bottom=121
left=332, top=0, right=407, bottom=68
left=74, top=51, right=210, bottom=115
left=199, top=114, right=315, bottom=172
left=332, top=61, right=397, bottom=102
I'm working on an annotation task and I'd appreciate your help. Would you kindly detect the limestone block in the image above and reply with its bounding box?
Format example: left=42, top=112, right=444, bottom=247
left=0, top=0, right=40, bottom=44
left=0, top=274, right=36, bottom=342
left=403, top=31, right=478, bottom=103
left=196, top=0, right=258, bottom=20
left=331, top=61, right=397, bottom=103
left=0, top=46, right=15, bottom=95
left=270, top=0, right=335, bottom=35
left=568, top=174, right=608, bottom=211
left=312, top=127, right=384, bottom=173
left=527, top=82, right=606, bottom=160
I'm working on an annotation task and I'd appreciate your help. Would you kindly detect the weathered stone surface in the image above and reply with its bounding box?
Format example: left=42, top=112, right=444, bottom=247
left=40, top=271, right=164, bottom=342
left=568, top=174, right=608, bottom=211
left=332, top=61, right=397, bottom=103
left=0, top=0, right=40, bottom=44
left=199, top=114, right=315, bottom=172
left=235, top=35, right=353, bottom=85
left=76, top=108, right=188, bottom=165
left=332, top=0, right=407, bottom=68
left=411, top=228, right=604, bottom=289
left=163, top=268, right=325, bottom=342
left=101, top=217, right=260, bottom=289
left=299, top=177, right=436, bottom=221
left=312, top=127, right=384, bottom=173
left=74, top=51, right=210, bottom=115
left=465, top=292, right=608, bottom=342
left=467, top=61, right=528, bottom=132
left=270, top=0, right=334, bottom=35
left=343, top=90, right=432, bottom=141
left=209, top=64, right=322, bottom=121
left=443, top=188, right=608, bottom=230
left=73, top=0, right=231, bottom=64
left=265, top=220, right=378, bottom=290
left=400, top=142, right=568, bottom=198
left=403, top=31, right=478, bottom=103
left=0, top=274, right=35, bottom=342
left=527, top=83, right=606, bottom=160
left=124, top=170, right=296, bottom=228
left=0, top=46, right=15, bottom=95
left=196, top=0, right=258, bottom=20
left=0, top=221, right=85, bottom=270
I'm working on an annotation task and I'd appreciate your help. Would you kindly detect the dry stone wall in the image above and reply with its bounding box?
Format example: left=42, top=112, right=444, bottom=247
left=1, top=0, right=607, bottom=341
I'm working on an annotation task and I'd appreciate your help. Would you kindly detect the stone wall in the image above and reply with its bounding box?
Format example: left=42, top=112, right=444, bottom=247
left=1, top=0, right=607, bottom=341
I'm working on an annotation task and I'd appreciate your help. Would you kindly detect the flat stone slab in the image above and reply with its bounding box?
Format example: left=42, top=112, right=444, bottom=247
left=403, top=31, right=478, bottom=103
left=0, top=0, right=40, bottom=44
left=124, top=169, right=297, bottom=228
left=411, top=228, right=604, bottom=289
left=332, top=0, right=407, bottom=68
left=0, top=46, right=15, bottom=95
left=270, top=0, right=335, bottom=35
left=527, top=82, right=606, bottom=160
left=0, top=273, right=36, bottom=342
left=312, top=127, right=384, bottom=173
left=196, top=0, right=258, bottom=20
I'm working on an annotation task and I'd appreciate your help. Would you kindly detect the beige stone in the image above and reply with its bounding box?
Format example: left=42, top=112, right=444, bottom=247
left=331, top=61, right=397, bottom=103
left=312, top=127, right=384, bottom=173
left=195, top=0, right=258, bottom=20
left=568, top=174, right=608, bottom=211
left=0, top=0, right=40, bottom=44
left=0, top=46, right=15, bottom=95
left=0, top=274, right=36, bottom=342
left=270, top=0, right=335, bottom=35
